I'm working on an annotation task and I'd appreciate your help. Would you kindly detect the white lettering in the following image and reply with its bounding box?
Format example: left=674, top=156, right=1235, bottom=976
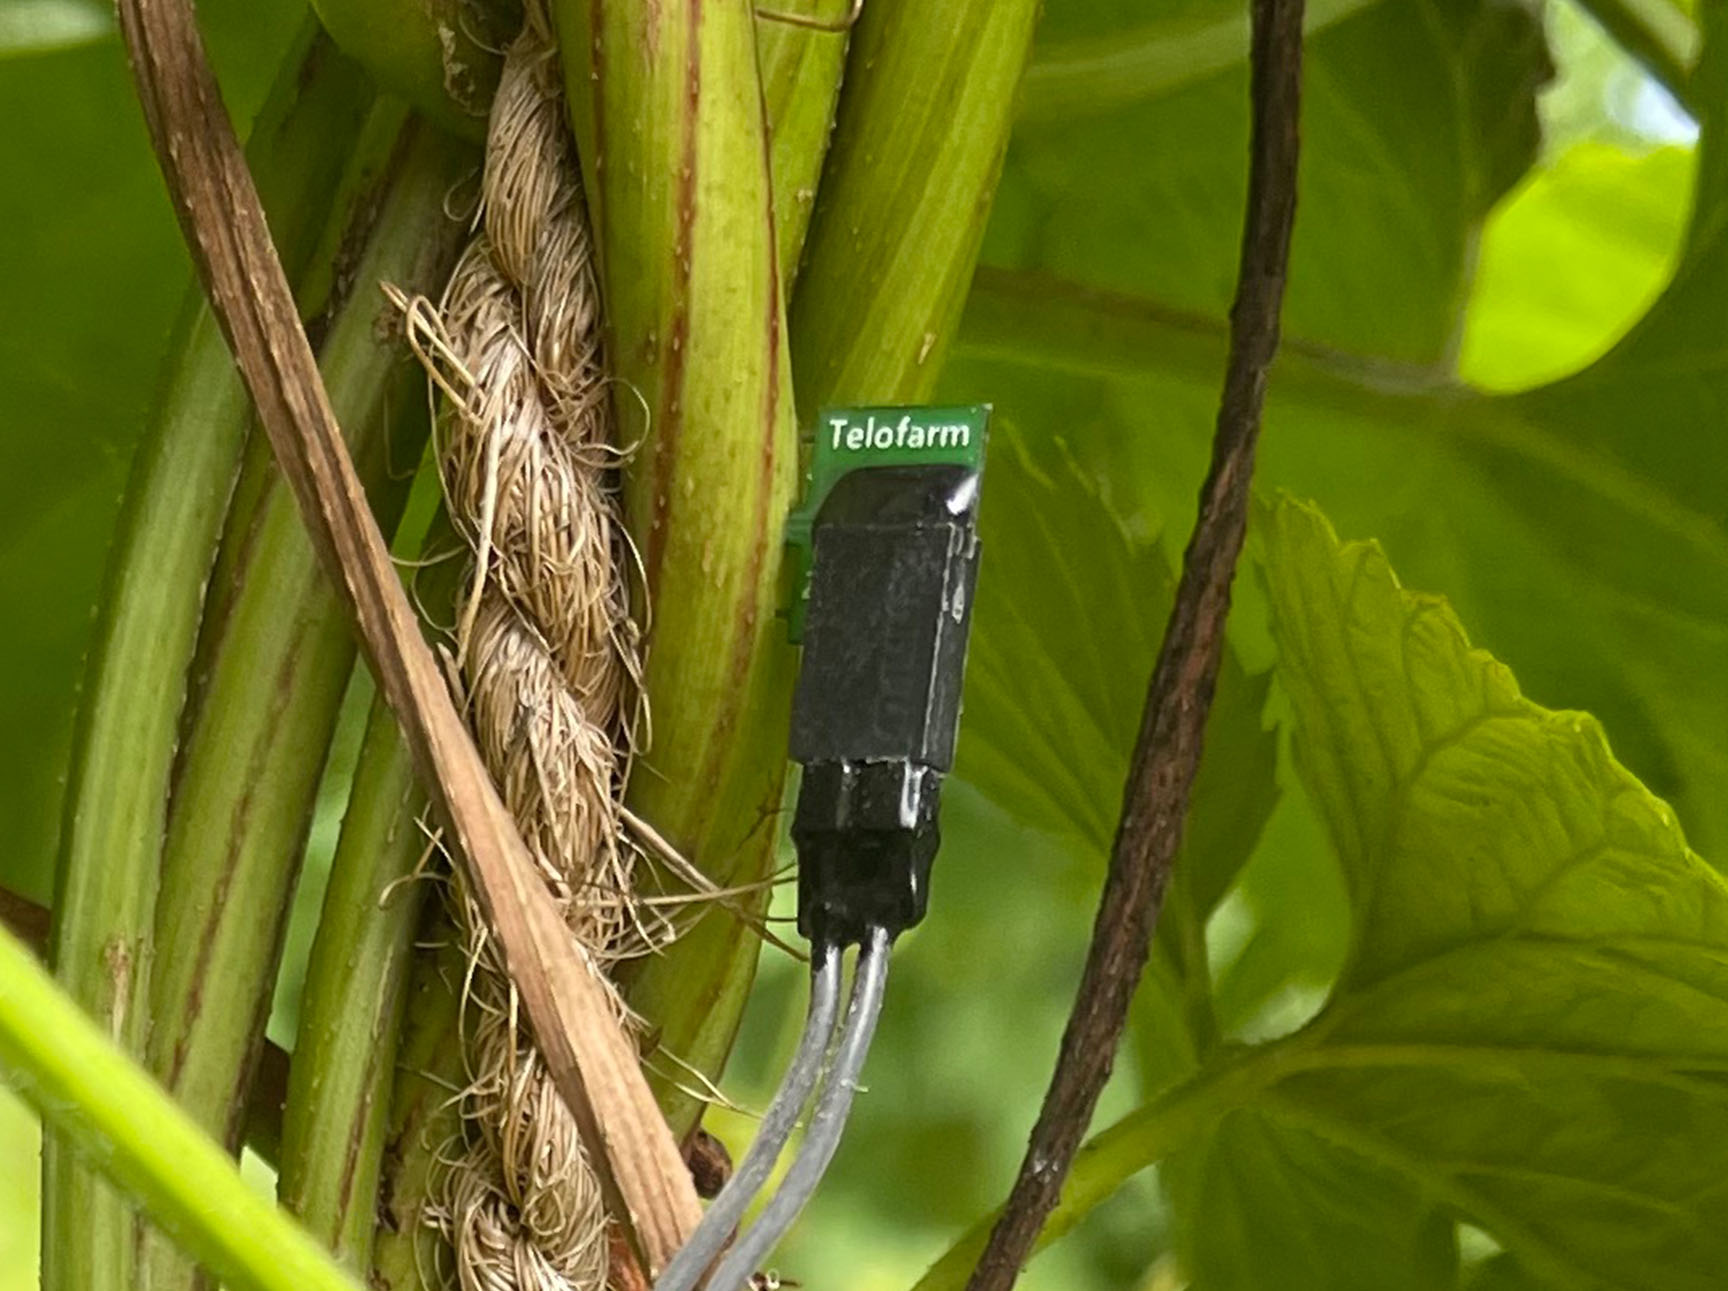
left=826, top=413, right=976, bottom=454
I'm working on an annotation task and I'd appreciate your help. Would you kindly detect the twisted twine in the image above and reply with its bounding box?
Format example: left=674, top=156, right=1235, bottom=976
left=397, top=10, right=650, bottom=1288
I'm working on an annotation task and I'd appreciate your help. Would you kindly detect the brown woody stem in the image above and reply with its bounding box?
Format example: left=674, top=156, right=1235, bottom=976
left=962, top=0, right=1306, bottom=1286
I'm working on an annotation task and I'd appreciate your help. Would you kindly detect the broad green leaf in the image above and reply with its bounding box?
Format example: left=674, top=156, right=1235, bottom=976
left=918, top=497, right=1728, bottom=1291
left=986, top=0, right=1548, bottom=367
left=958, top=423, right=1278, bottom=895
left=1460, top=142, right=1692, bottom=392
left=955, top=421, right=1279, bottom=1084
left=1021, top=0, right=1382, bottom=122
left=1164, top=1107, right=1457, bottom=1291
left=1196, top=498, right=1728, bottom=1290
left=952, top=0, right=1728, bottom=870
left=1205, top=751, right=1351, bottom=1039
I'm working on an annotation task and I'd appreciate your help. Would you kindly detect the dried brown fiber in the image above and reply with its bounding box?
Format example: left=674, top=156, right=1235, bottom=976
left=395, top=7, right=646, bottom=1288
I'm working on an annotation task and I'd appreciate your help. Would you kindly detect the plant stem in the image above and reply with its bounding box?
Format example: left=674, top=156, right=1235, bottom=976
left=963, top=0, right=1305, bottom=1283
left=118, top=0, right=703, bottom=1262
left=755, top=4, right=852, bottom=286
left=0, top=925, right=364, bottom=1291
left=550, top=0, right=801, bottom=1141
left=6, top=884, right=294, bottom=1162
left=306, top=0, right=521, bottom=139
left=789, top=0, right=1041, bottom=413
left=41, top=29, right=374, bottom=1291
left=370, top=925, right=471, bottom=1291
left=279, top=508, right=464, bottom=1268
left=276, top=692, right=430, bottom=1267
left=140, top=115, right=471, bottom=1289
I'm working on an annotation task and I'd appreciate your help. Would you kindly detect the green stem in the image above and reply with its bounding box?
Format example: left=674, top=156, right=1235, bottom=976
left=0, top=925, right=363, bottom=1291
left=755, top=4, right=852, bottom=286
left=276, top=692, right=428, bottom=1268
left=789, top=0, right=1041, bottom=413
left=41, top=29, right=375, bottom=1291
left=141, top=117, right=474, bottom=1289
left=370, top=928, right=470, bottom=1291
left=279, top=510, right=463, bottom=1268
left=551, top=0, right=800, bottom=1138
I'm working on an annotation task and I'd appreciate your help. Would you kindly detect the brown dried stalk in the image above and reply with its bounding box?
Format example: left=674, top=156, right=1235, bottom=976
left=963, top=0, right=1306, bottom=1286
left=113, top=0, right=701, bottom=1271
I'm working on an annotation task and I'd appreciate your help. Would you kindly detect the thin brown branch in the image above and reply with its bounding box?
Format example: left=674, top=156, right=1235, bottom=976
left=963, top=0, right=1305, bottom=1286
left=112, top=0, right=700, bottom=1271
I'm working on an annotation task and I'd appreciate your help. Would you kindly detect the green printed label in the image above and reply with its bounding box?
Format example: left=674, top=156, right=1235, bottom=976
left=784, top=403, right=990, bottom=641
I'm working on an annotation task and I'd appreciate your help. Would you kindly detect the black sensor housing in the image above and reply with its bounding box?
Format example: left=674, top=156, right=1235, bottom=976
left=789, top=464, right=982, bottom=946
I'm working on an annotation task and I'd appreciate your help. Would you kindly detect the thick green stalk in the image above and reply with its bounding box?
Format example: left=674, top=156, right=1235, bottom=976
left=276, top=692, right=427, bottom=1268
left=307, top=0, right=520, bottom=139
left=141, top=118, right=472, bottom=1289
left=369, top=930, right=469, bottom=1291
left=551, top=0, right=800, bottom=1136
left=41, top=31, right=374, bottom=1291
left=789, top=0, right=1041, bottom=412
left=0, top=925, right=364, bottom=1291
left=279, top=511, right=463, bottom=1268
left=755, top=7, right=851, bottom=285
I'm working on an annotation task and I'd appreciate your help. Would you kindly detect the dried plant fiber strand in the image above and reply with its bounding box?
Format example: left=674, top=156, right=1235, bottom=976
left=395, top=6, right=650, bottom=1288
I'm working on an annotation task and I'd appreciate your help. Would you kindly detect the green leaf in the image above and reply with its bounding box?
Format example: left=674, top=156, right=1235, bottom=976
left=1459, top=142, right=1691, bottom=392
left=1019, top=0, right=1382, bottom=123
left=956, top=423, right=1279, bottom=1079
left=985, top=0, right=1549, bottom=368
left=1164, top=1108, right=1457, bottom=1291
left=959, top=422, right=1278, bottom=911
left=918, top=495, right=1728, bottom=1290
left=1215, top=498, right=1728, bottom=1290
left=952, top=0, right=1728, bottom=872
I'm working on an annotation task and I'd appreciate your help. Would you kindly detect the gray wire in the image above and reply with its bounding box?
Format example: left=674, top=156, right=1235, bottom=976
left=652, top=942, right=845, bottom=1291
left=706, top=926, right=893, bottom=1291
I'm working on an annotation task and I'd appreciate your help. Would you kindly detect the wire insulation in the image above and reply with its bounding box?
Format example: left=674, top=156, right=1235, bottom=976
left=652, top=943, right=845, bottom=1291
left=707, top=926, right=893, bottom=1290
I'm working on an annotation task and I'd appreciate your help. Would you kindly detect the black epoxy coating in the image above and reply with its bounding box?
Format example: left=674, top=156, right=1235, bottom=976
left=789, top=464, right=982, bottom=945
